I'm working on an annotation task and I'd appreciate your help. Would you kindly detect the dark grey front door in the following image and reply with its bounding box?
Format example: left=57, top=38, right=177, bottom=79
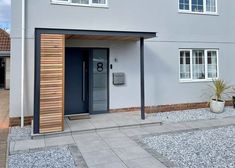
left=65, top=48, right=89, bottom=115
left=65, top=48, right=109, bottom=115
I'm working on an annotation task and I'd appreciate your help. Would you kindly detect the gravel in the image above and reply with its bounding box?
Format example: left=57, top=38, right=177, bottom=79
left=141, top=126, right=235, bottom=168
left=8, top=146, right=76, bottom=168
left=152, top=107, right=235, bottom=123
left=9, top=126, right=31, bottom=141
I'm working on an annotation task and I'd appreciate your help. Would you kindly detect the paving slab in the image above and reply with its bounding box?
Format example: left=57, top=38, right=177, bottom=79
left=81, top=149, right=122, bottom=167
left=89, top=161, right=127, bottom=168
left=102, top=136, right=138, bottom=148
left=67, top=119, right=95, bottom=132
left=112, top=146, right=152, bottom=161
left=120, top=126, right=150, bottom=137
left=74, top=135, right=109, bottom=153
left=45, top=135, right=75, bottom=147
left=124, top=157, right=167, bottom=168
left=142, top=124, right=172, bottom=134
left=97, top=129, right=126, bottom=139
left=14, top=139, right=45, bottom=152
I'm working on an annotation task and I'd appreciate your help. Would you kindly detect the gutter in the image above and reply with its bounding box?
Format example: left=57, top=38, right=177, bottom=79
left=21, top=0, right=25, bottom=127
left=0, top=51, right=10, bottom=57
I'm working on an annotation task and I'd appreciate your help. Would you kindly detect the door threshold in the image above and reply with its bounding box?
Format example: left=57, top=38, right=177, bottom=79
left=67, top=113, right=90, bottom=120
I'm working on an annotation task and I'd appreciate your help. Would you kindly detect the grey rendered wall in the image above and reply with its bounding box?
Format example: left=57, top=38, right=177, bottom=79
left=11, top=0, right=235, bottom=117
left=65, top=39, right=141, bottom=109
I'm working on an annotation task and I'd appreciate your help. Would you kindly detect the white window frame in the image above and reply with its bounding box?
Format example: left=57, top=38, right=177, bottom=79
left=51, top=0, right=108, bottom=8
left=179, top=49, right=219, bottom=83
left=178, top=0, right=218, bottom=15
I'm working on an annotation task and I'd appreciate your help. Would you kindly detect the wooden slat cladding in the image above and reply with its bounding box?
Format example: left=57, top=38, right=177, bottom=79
left=39, top=34, right=65, bottom=133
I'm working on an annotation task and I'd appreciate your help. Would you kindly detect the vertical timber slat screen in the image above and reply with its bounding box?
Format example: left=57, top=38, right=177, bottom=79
left=40, top=34, right=65, bottom=133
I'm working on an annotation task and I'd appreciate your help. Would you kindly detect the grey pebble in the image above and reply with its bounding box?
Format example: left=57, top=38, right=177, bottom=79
left=141, top=126, right=235, bottom=168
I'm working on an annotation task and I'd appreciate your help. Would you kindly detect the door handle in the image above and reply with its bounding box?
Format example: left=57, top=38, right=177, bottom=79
left=82, top=61, right=86, bottom=102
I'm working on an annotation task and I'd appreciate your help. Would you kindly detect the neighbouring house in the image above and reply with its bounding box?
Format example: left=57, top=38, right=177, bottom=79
left=0, top=28, right=10, bottom=90
left=11, top=0, right=235, bottom=134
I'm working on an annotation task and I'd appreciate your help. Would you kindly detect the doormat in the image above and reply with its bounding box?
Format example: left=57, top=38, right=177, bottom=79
left=68, top=114, right=90, bottom=120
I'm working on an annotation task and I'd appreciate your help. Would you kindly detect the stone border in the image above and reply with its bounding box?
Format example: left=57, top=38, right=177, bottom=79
left=68, top=144, right=88, bottom=168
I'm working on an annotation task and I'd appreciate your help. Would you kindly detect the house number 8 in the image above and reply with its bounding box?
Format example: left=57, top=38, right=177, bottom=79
left=97, top=62, right=103, bottom=72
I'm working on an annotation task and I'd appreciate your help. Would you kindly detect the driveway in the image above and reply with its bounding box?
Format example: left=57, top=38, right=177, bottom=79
left=0, top=90, right=9, bottom=168
left=0, top=90, right=9, bottom=128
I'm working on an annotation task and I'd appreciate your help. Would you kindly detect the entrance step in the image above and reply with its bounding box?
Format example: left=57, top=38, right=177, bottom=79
left=31, top=121, right=162, bottom=139
left=68, top=114, right=90, bottom=120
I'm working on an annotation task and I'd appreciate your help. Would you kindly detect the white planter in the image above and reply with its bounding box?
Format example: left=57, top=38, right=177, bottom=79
left=210, top=99, right=225, bottom=113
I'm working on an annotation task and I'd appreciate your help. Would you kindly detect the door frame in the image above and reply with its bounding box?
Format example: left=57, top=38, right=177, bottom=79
left=64, top=47, right=110, bottom=115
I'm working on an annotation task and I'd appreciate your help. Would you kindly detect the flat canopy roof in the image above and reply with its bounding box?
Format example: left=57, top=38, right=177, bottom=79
left=36, top=28, right=157, bottom=41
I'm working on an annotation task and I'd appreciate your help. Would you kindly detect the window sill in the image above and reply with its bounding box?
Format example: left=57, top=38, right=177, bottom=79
left=51, top=2, right=109, bottom=9
left=179, top=79, right=217, bottom=83
left=178, top=11, right=219, bottom=16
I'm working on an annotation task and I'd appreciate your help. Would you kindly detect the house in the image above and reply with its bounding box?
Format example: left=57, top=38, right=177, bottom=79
left=10, top=0, right=235, bottom=134
left=0, top=28, right=10, bottom=90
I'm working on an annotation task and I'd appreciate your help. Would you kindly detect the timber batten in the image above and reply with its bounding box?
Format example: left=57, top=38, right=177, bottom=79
left=39, top=34, right=65, bottom=133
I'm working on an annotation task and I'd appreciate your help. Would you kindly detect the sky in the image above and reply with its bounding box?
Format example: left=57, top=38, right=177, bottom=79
left=0, top=0, right=11, bottom=32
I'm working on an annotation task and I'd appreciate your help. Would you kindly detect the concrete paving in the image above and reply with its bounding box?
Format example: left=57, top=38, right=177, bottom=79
left=31, top=112, right=161, bottom=138
left=9, top=116, right=235, bottom=168
left=0, top=90, right=9, bottom=168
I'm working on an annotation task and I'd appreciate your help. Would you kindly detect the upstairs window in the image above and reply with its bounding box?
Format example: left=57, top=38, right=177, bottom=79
left=92, top=0, right=106, bottom=5
left=72, top=0, right=89, bottom=5
left=179, top=0, right=190, bottom=10
left=180, top=49, right=219, bottom=82
left=192, top=0, right=204, bottom=12
left=51, top=0, right=108, bottom=7
left=179, top=0, right=217, bottom=14
left=206, top=0, right=216, bottom=13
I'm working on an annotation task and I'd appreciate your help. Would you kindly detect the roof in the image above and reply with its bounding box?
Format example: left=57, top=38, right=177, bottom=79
left=36, top=28, right=157, bottom=41
left=0, top=28, right=10, bottom=52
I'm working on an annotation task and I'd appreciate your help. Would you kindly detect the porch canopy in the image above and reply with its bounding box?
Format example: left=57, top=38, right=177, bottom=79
left=34, top=28, right=157, bottom=134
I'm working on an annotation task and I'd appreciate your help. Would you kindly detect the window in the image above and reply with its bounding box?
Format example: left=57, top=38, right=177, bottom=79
left=92, top=0, right=106, bottom=5
left=51, top=0, right=108, bottom=7
left=206, top=0, right=216, bottom=12
left=192, top=50, right=205, bottom=79
left=180, top=51, right=191, bottom=79
left=179, top=49, right=218, bottom=82
left=179, top=0, right=217, bottom=14
left=207, top=50, right=218, bottom=78
left=72, top=0, right=89, bottom=5
left=179, top=0, right=189, bottom=10
left=192, top=0, right=204, bottom=12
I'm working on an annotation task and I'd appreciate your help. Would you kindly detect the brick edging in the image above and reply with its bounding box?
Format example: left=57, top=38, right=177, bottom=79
left=110, top=101, right=233, bottom=113
left=9, top=116, right=33, bottom=127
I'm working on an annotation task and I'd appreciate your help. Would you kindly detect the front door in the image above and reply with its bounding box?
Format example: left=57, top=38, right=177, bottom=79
left=65, top=48, right=89, bottom=115
left=65, top=48, right=109, bottom=115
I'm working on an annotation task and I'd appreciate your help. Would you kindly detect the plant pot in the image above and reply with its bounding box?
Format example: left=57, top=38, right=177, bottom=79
left=210, top=99, right=225, bottom=113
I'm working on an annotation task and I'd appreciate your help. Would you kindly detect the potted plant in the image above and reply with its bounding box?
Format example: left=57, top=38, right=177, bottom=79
left=208, top=79, right=234, bottom=113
